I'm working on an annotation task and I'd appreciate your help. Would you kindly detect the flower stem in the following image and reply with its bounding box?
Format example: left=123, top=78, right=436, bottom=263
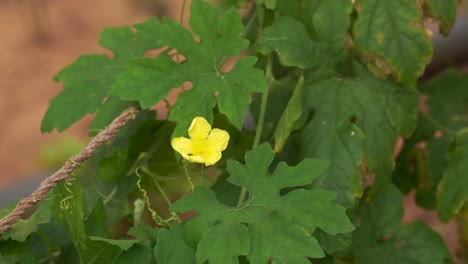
left=183, top=161, right=195, bottom=192
left=420, top=110, right=457, bottom=137
left=237, top=54, right=273, bottom=207
left=137, top=167, right=181, bottom=224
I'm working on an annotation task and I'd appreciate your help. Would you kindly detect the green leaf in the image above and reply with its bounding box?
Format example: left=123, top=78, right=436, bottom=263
left=300, top=68, right=418, bottom=207
left=89, top=96, right=136, bottom=135
left=85, top=199, right=109, bottom=237
left=41, top=26, right=160, bottom=132
left=52, top=178, right=88, bottom=260
left=171, top=143, right=353, bottom=263
left=356, top=184, right=404, bottom=243
left=273, top=75, right=304, bottom=152
left=116, top=243, right=153, bottom=264
left=421, top=69, right=468, bottom=132
left=111, top=0, right=266, bottom=135
left=257, top=0, right=276, bottom=10
left=424, top=0, right=457, bottom=35
left=88, top=237, right=138, bottom=251
left=2, top=197, right=53, bottom=242
left=258, top=16, right=318, bottom=69
left=353, top=0, right=433, bottom=85
left=355, top=222, right=452, bottom=264
left=155, top=225, right=195, bottom=264
left=312, top=0, right=353, bottom=61
left=437, top=142, right=468, bottom=222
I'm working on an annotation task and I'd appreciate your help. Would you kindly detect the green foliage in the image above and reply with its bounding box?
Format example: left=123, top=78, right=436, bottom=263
left=111, top=0, right=266, bottom=135
left=2, top=0, right=467, bottom=263
left=353, top=0, right=433, bottom=85
left=171, top=144, right=353, bottom=263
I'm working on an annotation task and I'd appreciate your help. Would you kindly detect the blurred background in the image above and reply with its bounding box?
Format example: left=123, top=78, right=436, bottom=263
left=0, top=0, right=185, bottom=189
left=0, top=0, right=467, bottom=261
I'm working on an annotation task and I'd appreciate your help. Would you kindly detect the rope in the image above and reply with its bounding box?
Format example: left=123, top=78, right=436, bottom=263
left=0, top=107, right=140, bottom=234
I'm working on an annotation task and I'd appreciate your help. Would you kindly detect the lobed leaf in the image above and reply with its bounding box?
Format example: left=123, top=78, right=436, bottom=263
left=300, top=68, right=418, bottom=207
left=171, top=143, right=353, bottom=263
left=42, top=26, right=161, bottom=132
left=111, top=0, right=266, bottom=136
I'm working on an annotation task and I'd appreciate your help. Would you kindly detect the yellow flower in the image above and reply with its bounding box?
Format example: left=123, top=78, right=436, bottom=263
left=171, top=117, right=230, bottom=166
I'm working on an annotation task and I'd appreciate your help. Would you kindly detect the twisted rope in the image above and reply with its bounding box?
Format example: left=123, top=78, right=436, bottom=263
left=0, top=107, right=140, bottom=234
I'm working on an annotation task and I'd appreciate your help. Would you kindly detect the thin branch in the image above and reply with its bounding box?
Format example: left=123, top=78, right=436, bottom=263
left=0, top=107, right=140, bottom=234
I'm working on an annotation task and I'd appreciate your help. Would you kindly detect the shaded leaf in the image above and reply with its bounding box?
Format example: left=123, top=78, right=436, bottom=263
left=155, top=225, right=195, bottom=264
left=273, top=75, right=304, bottom=152
left=437, top=142, right=468, bottom=222
left=355, top=222, right=452, bottom=264
left=88, top=237, right=138, bottom=251
left=424, top=0, right=457, bottom=35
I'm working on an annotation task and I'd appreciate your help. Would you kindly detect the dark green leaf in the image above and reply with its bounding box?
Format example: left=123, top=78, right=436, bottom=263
left=155, top=225, right=195, bottom=264
left=171, top=143, right=353, bottom=263
left=116, top=243, right=153, bottom=264
left=355, top=222, right=452, bottom=264
left=258, top=17, right=318, bottom=69
left=301, top=68, right=418, bottom=207
left=89, top=96, right=136, bottom=135
left=41, top=25, right=160, bottom=132
left=353, top=0, right=433, bottom=85
left=85, top=199, right=109, bottom=237
left=111, top=0, right=266, bottom=135
left=438, top=142, right=468, bottom=222
left=273, top=75, right=304, bottom=152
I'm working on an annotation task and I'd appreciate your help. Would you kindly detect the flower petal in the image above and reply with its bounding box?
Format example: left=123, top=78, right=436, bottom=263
left=188, top=117, right=211, bottom=140
left=186, top=155, right=206, bottom=164
left=171, top=137, right=193, bottom=160
left=200, top=149, right=222, bottom=166
left=208, top=128, right=230, bottom=151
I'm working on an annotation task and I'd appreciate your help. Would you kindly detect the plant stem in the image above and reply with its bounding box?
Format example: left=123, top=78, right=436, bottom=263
left=240, top=10, right=257, bottom=39
left=236, top=54, right=273, bottom=207
left=420, top=110, right=457, bottom=137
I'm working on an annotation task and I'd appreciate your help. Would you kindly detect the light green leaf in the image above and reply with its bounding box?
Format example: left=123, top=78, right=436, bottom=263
left=424, top=0, right=457, bottom=35
left=258, top=16, right=318, bottom=69
left=155, top=225, right=195, bottom=264
left=2, top=197, right=53, bottom=242
left=52, top=178, right=88, bottom=261
left=257, top=0, right=276, bottom=9
left=171, top=143, right=353, bottom=263
left=88, top=236, right=138, bottom=251
left=355, top=222, right=452, bottom=264
left=273, top=75, right=304, bottom=152
left=301, top=68, right=418, bottom=207
left=111, top=0, right=265, bottom=135
left=437, top=142, right=468, bottom=222
left=353, top=0, right=433, bottom=85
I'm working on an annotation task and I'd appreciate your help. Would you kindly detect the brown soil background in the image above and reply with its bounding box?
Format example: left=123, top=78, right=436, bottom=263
left=0, top=0, right=462, bottom=262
